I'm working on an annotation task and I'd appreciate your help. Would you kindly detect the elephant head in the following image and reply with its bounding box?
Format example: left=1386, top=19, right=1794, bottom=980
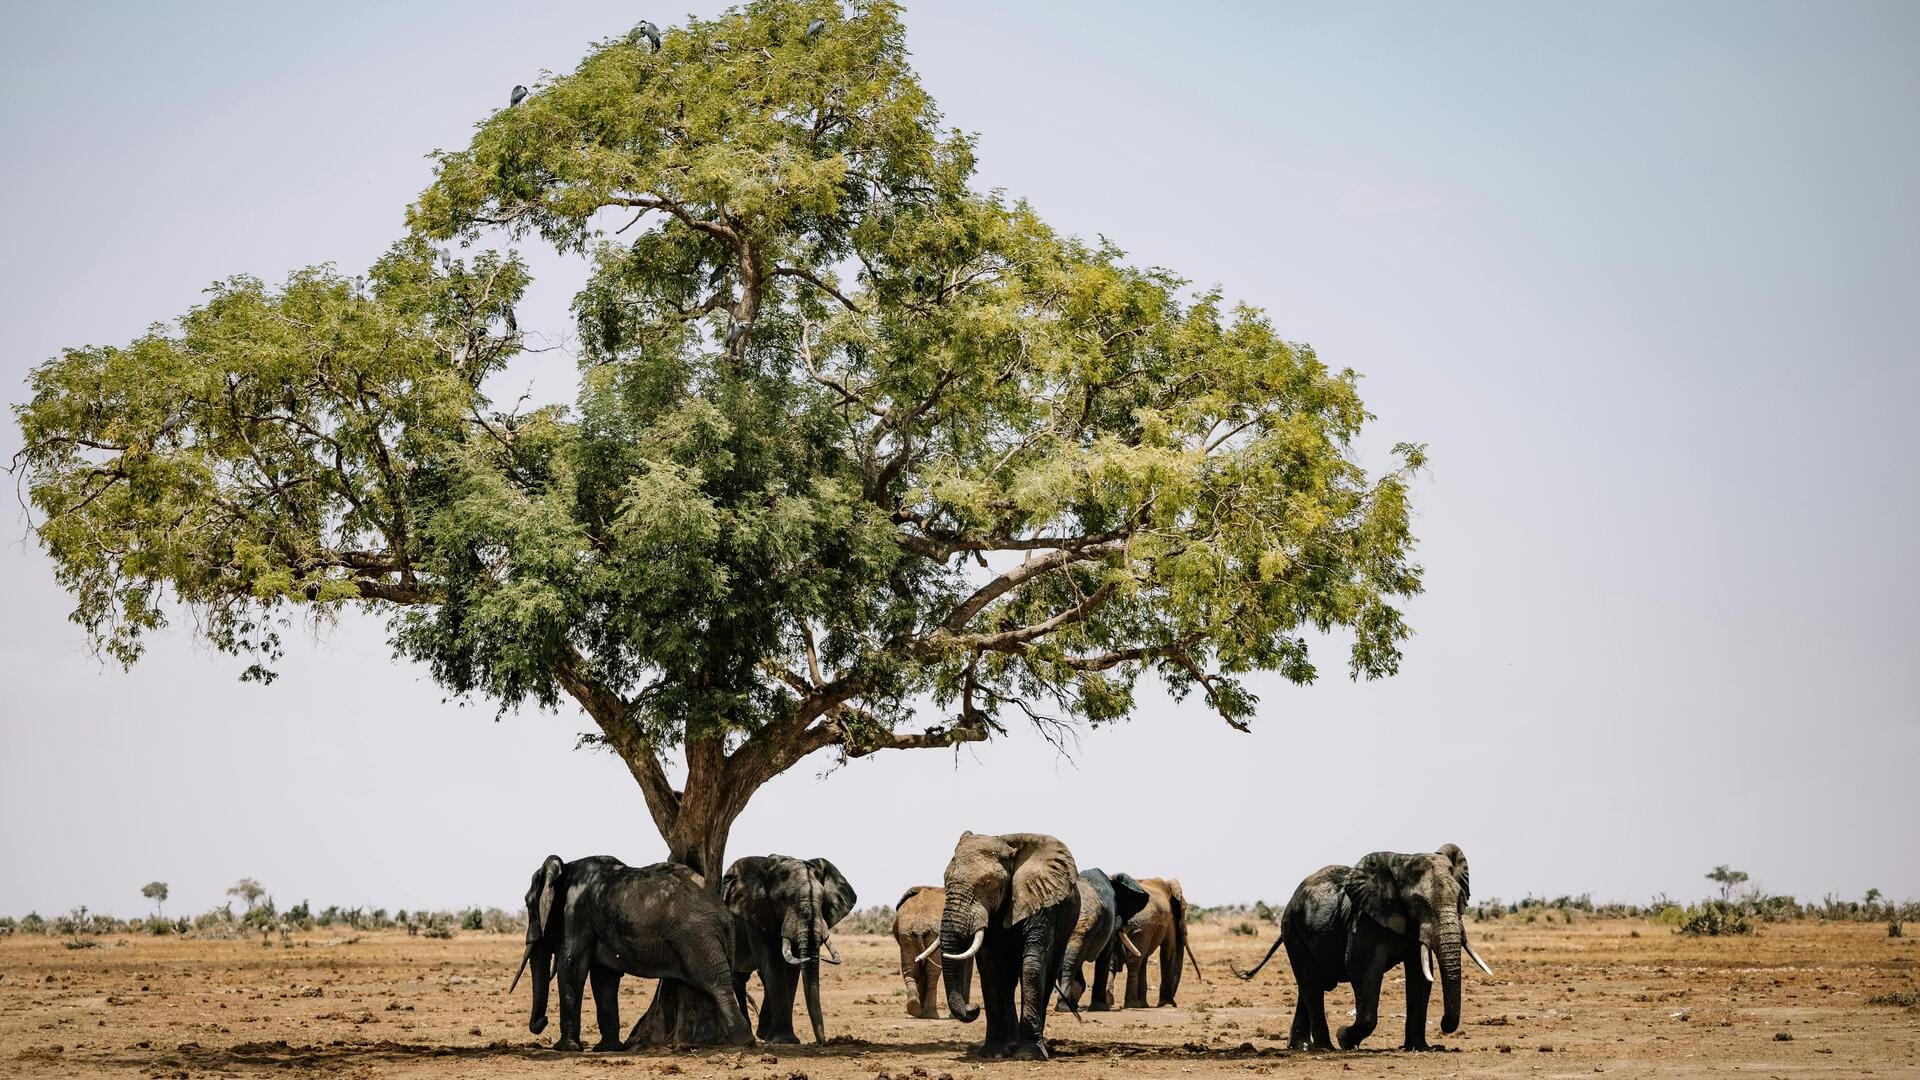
left=1345, top=844, right=1489, bottom=1035
left=722, top=854, right=857, bottom=1042
left=511, top=854, right=564, bottom=1036
left=939, top=831, right=1078, bottom=1024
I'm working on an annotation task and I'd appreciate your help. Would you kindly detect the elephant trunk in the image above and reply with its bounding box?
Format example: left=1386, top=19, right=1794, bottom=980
left=940, top=895, right=983, bottom=1024
left=527, top=944, right=552, bottom=1034
left=802, top=956, right=825, bottom=1042
left=1435, top=913, right=1464, bottom=1035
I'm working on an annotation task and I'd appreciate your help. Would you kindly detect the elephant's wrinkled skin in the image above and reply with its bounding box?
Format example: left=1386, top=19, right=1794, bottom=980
left=938, top=831, right=1081, bottom=1060
left=514, top=855, right=752, bottom=1051
left=1237, top=844, right=1493, bottom=1051
left=722, top=854, right=856, bottom=1044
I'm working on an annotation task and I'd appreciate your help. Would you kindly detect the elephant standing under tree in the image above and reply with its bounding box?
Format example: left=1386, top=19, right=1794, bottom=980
left=513, top=855, right=753, bottom=1051
left=1112, top=876, right=1205, bottom=1008
left=721, top=854, right=856, bottom=1044
left=1235, top=844, right=1494, bottom=1051
left=1055, top=869, right=1150, bottom=1012
left=893, top=885, right=973, bottom=1018
left=939, top=832, right=1081, bottom=1060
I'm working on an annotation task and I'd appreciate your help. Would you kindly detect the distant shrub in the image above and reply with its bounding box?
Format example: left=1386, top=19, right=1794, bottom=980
left=1679, top=901, right=1753, bottom=937
left=1230, top=921, right=1258, bottom=936
left=21, top=912, right=46, bottom=934
left=461, top=908, right=485, bottom=931
left=0, top=917, right=15, bottom=936
left=836, top=905, right=895, bottom=935
left=423, top=924, right=455, bottom=939
left=1866, top=989, right=1919, bottom=1007
left=482, top=907, right=523, bottom=935
left=1252, top=900, right=1277, bottom=922
left=1652, top=904, right=1688, bottom=927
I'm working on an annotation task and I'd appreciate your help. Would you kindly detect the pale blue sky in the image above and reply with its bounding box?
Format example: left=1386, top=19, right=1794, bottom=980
left=2, top=1, right=1915, bottom=919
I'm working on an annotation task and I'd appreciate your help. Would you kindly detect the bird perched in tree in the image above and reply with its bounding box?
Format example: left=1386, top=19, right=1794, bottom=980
left=636, top=20, right=662, bottom=53
left=724, top=324, right=748, bottom=352
left=708, top=262, right=728, bottom=288
left=805, top=17, right=826, bottom=37
left=509, top=84, right=528, bottom=107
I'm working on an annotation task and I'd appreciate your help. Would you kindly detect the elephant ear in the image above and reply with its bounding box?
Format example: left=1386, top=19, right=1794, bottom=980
left=1438, top=843, right=1471, bottom=907
left=896, top=885, right=932, bottom=909
left=807, top=857, right=858, bottom=927
left=1111, top=873, right=1152, bottom=924
left=721, top=855, right=770, bottom=916
left=534, top=855, right=564, bottom=937
left=1345, top=853, right=1410, bottom=935
left=1003, top=833, right=1078, bottom=928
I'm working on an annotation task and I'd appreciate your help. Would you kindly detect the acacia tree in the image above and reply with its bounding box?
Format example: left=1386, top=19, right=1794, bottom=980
left=16, top=0, right=1419, bottom=944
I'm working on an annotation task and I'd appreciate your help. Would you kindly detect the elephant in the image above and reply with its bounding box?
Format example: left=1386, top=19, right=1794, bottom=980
left=512, top=854, right=753, bottom=1051
left=1110, top=876, right=1205, bottom=1008
left=1054, top=869, right=1150, bottom=1012
left=938, top=831, right=1082, bottom=1060
left=893, top=885, right=973, bottom=1018
left=1234, top=844, right=1494, bottom=1051
left=721, top=854, right=856, bottom=1044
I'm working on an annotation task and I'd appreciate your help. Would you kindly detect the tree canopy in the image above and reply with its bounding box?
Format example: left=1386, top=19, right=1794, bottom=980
left=13, top=0, right=1423, bottom=877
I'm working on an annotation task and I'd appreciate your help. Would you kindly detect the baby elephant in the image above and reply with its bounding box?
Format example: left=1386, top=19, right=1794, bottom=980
left=1236, top=843, right=1494, bottom=1051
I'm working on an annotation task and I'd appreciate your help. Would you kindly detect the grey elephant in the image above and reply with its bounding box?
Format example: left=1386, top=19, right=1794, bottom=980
left=893, top=885, right=973, bottom=1018
left=938, top=831, right=1081, bottom=1060
left=513, top=855, right=753, bottom=1051
left=721, top=854, right=856, bottom=1044
left=1235, top=844, right=1494, bottom=1050
left=1054, top=869, right=1150, bottom=1012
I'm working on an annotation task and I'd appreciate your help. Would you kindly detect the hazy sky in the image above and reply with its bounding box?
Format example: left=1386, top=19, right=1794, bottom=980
left=2, top=1, right=1915, bottom=921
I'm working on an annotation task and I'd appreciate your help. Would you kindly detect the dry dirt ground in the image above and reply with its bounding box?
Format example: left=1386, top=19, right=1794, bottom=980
left=4, top=918, right=1916, bottom=1079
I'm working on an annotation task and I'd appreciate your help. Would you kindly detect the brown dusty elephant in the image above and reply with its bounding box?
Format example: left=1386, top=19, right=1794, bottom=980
left=892, top=885, right=973, bottom=1018
left=939, top=831, right=1081, bottom=1059
left=1110, top=875, right=1205, bottom=1008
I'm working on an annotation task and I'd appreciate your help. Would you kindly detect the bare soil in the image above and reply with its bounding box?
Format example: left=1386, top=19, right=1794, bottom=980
left=4, top=918, right=1916, bottom=1078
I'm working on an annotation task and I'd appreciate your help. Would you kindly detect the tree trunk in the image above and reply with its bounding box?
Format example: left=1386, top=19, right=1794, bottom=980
left=626, top=732, right=747, bottom=1046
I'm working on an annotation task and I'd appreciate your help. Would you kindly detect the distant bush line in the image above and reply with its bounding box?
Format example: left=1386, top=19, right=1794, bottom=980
left=0, top=900, right=525, bottom=942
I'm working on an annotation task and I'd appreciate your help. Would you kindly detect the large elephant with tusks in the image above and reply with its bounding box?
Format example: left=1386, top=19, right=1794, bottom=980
left=1234, top=844, right=1494, bottom=1051
left=938, top=832, right=1081, bottom=1060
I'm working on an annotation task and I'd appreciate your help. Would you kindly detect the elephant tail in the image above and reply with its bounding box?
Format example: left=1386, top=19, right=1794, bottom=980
left=1230, top=931, right=1285, bottom=980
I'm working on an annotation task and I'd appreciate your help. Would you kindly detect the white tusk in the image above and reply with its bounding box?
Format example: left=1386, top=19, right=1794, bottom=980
left=943, top=928, right=985, bottom=961
left=1120, top=933, right=1143, bottom=959
left=1419, top=944, right=1435, bottom=983
left=914, top=938, right=939, bottom=964
left=821, top=939, right=842, bottom=965
left=782, top=938, right=804, bottom=966
left=1464, top=939, right=1493, bottom=976
left=509, top=944, right=532, bottom=993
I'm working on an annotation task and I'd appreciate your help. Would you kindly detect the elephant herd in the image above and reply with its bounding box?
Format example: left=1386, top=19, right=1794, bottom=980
left=513, top=835, right=1491, bottom=1060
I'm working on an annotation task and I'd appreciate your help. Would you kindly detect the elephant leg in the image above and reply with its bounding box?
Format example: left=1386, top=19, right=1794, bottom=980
left=1010, top=917, right=1055, bottom=1060
left=754, top=936, right=798, bottom=1044
left=1090, top=948, right=1114, bottom=1011
left=588, top=964, right=624, bottom=1051
left=1156, top=936, right=1179, bottom=1007
left=900, top=941, right=925, bottom=1017
left=1402, top=945, right=1433, bottom=1050
left=555, top=948, right=591, bottom=1052
left=700, top=964, right=757, bottom=1047
left=1120, top=949, right=1145, bottom=1009
left=1310, top=987, right=1334, bottom=1050
left=1286, top=981, right=1314, bottom=1051
left=1339, top=969, right=1383, bottom=1050
left=975, top=945, right=1012, bottom=1057
left=920, top=960, right=943, bottom=1019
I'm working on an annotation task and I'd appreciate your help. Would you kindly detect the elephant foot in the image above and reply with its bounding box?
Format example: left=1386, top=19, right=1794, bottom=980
left=591, top=1036, right=625, bottom=1052
left=1007, top=1041, right=1048, bottom=1061
left=1089, top=999, right=1113, bottom=1012
left=552, top=1036, right=584, bottom=1053
left=974, top=1042, right=1010, bottom=1059
left=1336, top=1026, right=1364, bottom=1050
left=1403, top=1040, right=1441, bottom=1052
left=760, top=1032, right=800, bottom=1045
left=904, top=1000, right=922, bottom=1018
